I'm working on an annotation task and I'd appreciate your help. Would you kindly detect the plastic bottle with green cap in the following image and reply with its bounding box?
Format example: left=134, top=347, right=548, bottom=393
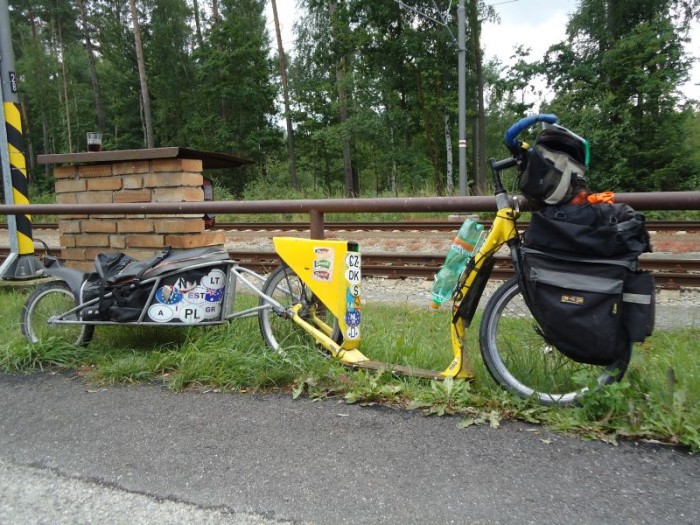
left=430, top=219, right=484, bottom=308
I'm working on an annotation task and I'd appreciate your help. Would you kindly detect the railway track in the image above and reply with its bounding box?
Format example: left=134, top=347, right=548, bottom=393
left=10, top=220, right=700, bottom=234
left=2, top=247, right=698, bottom=289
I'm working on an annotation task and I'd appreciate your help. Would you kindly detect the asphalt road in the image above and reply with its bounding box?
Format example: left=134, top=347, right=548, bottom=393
left=0, top=372, right=698, bottom=525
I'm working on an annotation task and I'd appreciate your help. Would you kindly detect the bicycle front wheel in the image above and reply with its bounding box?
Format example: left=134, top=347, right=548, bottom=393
left=479, top=277, right=630, bottom=406
left=21, top=281, right=94, bottom=346
left=258, top=265, right=341, bottom=353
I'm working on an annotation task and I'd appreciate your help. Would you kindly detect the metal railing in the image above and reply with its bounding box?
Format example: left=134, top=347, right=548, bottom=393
left=2, top=191, right=700, bottom=239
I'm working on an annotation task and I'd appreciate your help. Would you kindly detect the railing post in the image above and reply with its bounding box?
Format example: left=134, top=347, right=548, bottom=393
left=309, top=209, right=325, bottom=239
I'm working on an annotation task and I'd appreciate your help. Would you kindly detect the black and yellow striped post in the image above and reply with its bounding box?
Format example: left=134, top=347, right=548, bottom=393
left=0, top=0, right=42, bottom=279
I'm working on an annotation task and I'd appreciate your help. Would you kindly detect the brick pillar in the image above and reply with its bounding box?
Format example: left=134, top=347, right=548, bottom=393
left=54, top=158, right=225, bottom=271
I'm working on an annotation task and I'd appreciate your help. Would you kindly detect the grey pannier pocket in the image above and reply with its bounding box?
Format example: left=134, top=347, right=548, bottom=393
left=623, top=271, right=655, bottom=342
left=521, top=248, right=633, bottom=366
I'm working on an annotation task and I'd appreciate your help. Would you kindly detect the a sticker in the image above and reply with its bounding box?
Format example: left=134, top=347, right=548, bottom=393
left=148, top=304, right=174, bottom=322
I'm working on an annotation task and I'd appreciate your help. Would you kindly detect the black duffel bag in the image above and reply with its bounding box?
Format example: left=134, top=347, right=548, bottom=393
left=521, top=202, right=654, bottom=366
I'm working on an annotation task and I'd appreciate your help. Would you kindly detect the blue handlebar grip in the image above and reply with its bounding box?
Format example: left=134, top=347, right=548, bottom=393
left=503, top=114, right=558, bottom=148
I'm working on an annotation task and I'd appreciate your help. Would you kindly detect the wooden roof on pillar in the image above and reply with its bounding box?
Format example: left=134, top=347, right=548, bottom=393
left=37, top=147, right=254, bottom=169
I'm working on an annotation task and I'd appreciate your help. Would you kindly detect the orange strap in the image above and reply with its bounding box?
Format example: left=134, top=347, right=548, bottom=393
left=570, top=191, right=616, bottom=205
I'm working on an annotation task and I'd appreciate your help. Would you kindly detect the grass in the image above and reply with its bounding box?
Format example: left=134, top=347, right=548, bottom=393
left=1, top=285, right=699, bottom=451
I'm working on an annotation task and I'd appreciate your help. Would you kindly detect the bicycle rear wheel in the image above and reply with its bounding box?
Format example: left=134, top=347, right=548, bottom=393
left=258, top=264, right=341, bottom=353
left=21, top=281, right=94, bottom=346
left=479, top=277, right=630, bottom=405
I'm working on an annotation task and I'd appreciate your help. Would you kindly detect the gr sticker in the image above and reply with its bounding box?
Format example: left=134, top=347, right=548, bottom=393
left=203, top=302, right=222, bottom=319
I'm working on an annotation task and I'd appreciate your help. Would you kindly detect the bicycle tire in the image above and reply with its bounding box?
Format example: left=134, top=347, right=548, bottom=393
left=258, top=264, right=341, bottom=353
left=479, top=277, right=630, bottom=405
left=21, top=281, right=95, bottom=346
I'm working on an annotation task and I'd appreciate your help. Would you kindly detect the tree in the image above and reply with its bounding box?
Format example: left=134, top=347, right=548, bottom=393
left=271, top=0, right=299, bottom=190
left=541, top=0, right=699, bottom=191
left=128, top=0, right=155, bottom=148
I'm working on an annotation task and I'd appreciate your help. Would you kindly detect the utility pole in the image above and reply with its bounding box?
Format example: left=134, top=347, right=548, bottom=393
left=395, top=0, right=469, bottom=196
left=0, top=0, right=43, bottom=280
left=457, top=0, right=467, bottom=196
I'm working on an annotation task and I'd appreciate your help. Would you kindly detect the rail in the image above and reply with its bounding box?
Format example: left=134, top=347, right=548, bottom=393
left=8, top=220, right=700, bottom=234
left=1, top=191, right=700, bottom=239
left=2, top=247, right=696, bottom=288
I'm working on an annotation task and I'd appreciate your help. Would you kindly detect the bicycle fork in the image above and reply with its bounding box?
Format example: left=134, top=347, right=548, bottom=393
left=446, top=206, right=520, bottom=380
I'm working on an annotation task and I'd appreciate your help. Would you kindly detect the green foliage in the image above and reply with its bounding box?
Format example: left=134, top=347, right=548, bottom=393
left=7, top=0, right=699, bottom=202
left=537, top=0, right=700, bottom=192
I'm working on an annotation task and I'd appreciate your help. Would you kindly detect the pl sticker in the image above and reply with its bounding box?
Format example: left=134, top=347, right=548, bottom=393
left=178, top=304, right=207, bottom=324
left=203, top=302, right=222, bottom=319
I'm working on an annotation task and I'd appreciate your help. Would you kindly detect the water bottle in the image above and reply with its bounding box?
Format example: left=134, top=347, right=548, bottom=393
left=430, top=219, right=484, bottom=308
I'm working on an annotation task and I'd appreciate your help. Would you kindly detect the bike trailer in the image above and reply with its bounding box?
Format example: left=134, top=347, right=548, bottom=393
left=80, top=247, right=232, bottom=324
left=521, top=202, right=655, bottom=366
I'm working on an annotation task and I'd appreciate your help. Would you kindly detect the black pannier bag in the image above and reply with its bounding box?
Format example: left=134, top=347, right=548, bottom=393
left=521, top=202, right=654, bottom=366
left=80, top=247, right=229, bottom=323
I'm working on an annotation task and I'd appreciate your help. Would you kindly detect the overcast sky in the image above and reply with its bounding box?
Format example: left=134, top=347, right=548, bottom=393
left=264, top=0, right=699, bottom=102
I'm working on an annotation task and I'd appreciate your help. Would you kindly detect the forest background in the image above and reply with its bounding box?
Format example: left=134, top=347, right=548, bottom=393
left=7, top=0, right=700, bottom=202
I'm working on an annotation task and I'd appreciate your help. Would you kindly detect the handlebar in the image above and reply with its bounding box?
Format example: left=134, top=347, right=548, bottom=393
left=489, top=114, right=557, bottom=200
left=503, top=113, right=557, bottom=150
